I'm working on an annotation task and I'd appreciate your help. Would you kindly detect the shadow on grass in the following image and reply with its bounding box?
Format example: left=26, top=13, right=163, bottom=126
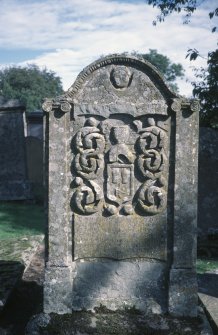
left=0, top=201, right=45, bottom=239
left=198, top=272, right=218, bottom=298
left=0, top=279, right=43, bottom=335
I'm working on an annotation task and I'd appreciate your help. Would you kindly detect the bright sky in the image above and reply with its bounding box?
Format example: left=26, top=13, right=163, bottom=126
left=0, top=0, right=217, bottom=96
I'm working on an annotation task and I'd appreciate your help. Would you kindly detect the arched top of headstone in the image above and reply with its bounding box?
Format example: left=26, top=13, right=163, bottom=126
left=42, top=54, right=200, bottom=116
left=67, top=54, right=178, bottom=100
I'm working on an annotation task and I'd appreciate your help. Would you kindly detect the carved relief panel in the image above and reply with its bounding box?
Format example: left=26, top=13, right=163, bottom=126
left=72, top=115, right=169, bottom=217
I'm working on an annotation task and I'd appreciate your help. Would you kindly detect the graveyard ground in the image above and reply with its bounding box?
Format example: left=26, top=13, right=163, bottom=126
left=0, top=202, right=44, bottom=239
left=0, top=202, right=217, bottom=334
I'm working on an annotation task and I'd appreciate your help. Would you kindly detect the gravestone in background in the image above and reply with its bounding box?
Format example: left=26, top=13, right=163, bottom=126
left=0, top=97, right=32, bottom=200
left=198, top=127, right=218, bottom=238
left=43, top=54, right=200, bottom=317
left=26, top=111, right=43, bottom=140
left=26, top=111, right=44, bottom=202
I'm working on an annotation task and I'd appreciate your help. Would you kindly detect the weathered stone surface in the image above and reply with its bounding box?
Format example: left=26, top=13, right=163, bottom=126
left=74, top=215, right=167, bottom=260
left=169, top=269, right=198, bottom=317
left=172, top=106, right=199, bottom=268
left=198, top=127, right=218, bottom=237
left=25, top=313, right=50, bottom=335
left=72, top=260, right=168, bottom=313
left=0, top=97, right=32, bottom=200
left=43, top=54, right=199, bottom=317
left=44, top=266, right=73, bottom=314
left=25, top=309, right=213, bottom=335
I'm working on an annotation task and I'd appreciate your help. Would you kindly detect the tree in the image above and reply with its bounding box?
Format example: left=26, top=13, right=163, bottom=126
left=147, top=0, right=217, bottom=31
left=191, top=49, right=218, bottom=128
left=140, top=49, right=184, bottom=92
left=147, top=0, right=218, bottom=127
left=0, top=64, right=63, bottom=113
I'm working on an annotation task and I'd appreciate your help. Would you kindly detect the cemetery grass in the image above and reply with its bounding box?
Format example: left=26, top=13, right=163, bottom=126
left=196, top=258, right=218, bottom=274
left=0, top=201, right=44, bottom=239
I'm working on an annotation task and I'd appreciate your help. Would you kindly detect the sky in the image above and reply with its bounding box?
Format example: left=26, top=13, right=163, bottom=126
left=0, top=0, right=217, bottom=97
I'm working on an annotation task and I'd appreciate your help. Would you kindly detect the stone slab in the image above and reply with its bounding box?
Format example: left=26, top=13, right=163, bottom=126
left=199, top=293, right=218, bottom=333
left=43, top=54, right=199, bottom=316
left=198, top=270, right=218, bottom=333
left=72, top=260, right=168, bottom=313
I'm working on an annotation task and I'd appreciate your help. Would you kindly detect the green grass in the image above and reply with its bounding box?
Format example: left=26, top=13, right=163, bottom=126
left=196, top=258, right=218, bottom=274
left=0, top=202, right=45, bottom=239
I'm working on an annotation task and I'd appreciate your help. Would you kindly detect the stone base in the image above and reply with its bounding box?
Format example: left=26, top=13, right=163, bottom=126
left=44, top=260, right=168, bottom=314
left=169, top=268, right=198, bottom=317
left=44, top=263, right=199, bottom=317
left=26, top=308, right=213, bottom=335
left=44, top=266, right=73, bottom=314
left=0, top=180, right=32, bottom=200
left=72, top=260, right=168, bottom=313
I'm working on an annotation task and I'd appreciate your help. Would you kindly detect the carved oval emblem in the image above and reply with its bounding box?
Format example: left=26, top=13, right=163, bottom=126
left=110, top=66, right=132, bottom=89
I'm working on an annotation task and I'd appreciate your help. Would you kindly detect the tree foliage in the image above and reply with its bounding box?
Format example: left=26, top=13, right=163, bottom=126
left=147, top=0, right=217, bottom=31
left=141, top=49, right=184, bottom=92
left=147, top=0, right=218, bottom=128
left=191, top=49, right=218, bottom=128
left=0, top=64, right=63, bottom=113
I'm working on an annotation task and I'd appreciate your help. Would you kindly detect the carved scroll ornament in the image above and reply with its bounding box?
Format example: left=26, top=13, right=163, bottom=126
left=135, top=118, right=167, bottom=214
left=73, top=177, right=103, bottom=214
left=75, top=117, right=105, bottom=180
left=72, top=117, right=168, bottom=216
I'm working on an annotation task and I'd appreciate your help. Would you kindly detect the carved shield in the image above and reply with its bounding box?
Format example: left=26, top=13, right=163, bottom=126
left=106, top=163, right=134, bottom=205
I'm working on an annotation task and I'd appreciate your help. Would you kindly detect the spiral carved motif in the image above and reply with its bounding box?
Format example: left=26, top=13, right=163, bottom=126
left=73, top=118, right=105, bottom=214
left=136, top=118, right=167, bottom=214
left=73, top=177, right=103, bottom=214
left=72, top=117, right=168, bottom=216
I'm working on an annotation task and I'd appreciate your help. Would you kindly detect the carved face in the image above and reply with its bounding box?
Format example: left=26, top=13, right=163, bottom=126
left=111, top=66, right=131, bottom=89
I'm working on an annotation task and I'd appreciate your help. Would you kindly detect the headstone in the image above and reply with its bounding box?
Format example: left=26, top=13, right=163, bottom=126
left=26, top=111, right=43, bottom=140
left=43, top=54, right=200, bottom=317
left=26, top=111, right=44, bottom=201
left=25, top=137, right=43, bottom=201
left=0, top=97, right=32, bottom=200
